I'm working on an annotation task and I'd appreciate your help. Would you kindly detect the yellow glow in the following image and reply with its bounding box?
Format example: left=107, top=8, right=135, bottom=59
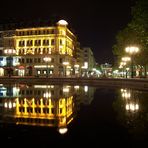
left=74, top=85, right=79, bottom=89
left=122, top=92, right=131, bottom=98
left=4, top=102, right=7, bottom=108
left=122, top=57, right=131, bottom=62
left=74, top=65, right=80, bottom=68
left=125, top=46, right=139, bottom=53
left=135, top=104, right=139, bottom=110
left=43, top=92, right=51, bottom=98
left=126, top=104, right=130, bottom=110
left=8, top=102, right=12, bottom=109
left=63, top=62, right=69, bottom=65
left=126, top=103, right=139, bottom=111
left=43, top=57, right=51, bottom=62
left=84, top=86, right=88, bottom=92
left=14, top=95, right=73, bottom=127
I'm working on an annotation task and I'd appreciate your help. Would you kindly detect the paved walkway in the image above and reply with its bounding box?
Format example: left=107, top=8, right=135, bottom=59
left=0, top=77, right=148, bottom=90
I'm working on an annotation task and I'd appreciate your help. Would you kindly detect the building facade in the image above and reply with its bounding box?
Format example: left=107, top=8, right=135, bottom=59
left=0, top=20, right=96, bottom=77
left=0, top=20, right=79, bottom=77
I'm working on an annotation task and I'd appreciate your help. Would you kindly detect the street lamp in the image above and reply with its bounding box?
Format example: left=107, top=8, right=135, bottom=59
left=43, top=57, right=51, bottom=78
left=125, top=46, right=139, bottom=78
left=119, top=62, right=126, bottom=78
left=4, top=49, right=16, bottom=77
left=121, top=57, right=131, bottom=78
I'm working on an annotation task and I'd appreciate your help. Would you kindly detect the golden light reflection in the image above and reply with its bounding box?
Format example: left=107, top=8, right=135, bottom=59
left=120, top=88, right=140, bottom=113
left=58, top=127, right=68, bottom=134
left=1, top=84, right=95, bottom=134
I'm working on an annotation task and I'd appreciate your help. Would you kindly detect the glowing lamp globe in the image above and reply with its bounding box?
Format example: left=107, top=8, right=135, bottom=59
left=57, top=20, right=68, bottom=26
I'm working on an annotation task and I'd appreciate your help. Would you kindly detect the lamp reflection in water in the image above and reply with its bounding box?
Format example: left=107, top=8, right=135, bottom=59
left=121, top=88, right=139, bottom=112
left=1, top=84, right=95, bottom=134
left=58, top=127, right=68, bottom=134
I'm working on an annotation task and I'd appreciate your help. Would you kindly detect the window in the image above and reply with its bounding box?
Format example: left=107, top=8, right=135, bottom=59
left=27, top=107, right=33, bottom=113
left=59, top=39, right=62, bottom=45
left=35, top=48, right=38, bottom=54
left=43, top=40, right=49, bottom=46
left=51, top=29, right=54, bottom=34
left=30, top=58, right=32, bottom=63
left=51, top=58, right=54, bottom=63
left=35, top=107, right=41, bottom=113
left=26, top=58, right=29, bottom=63
left=34, top=58, right=37, bottom=63
left=38, top=48, right=41, bottom=54
left=51, top=39, right=55, bottom=45
left=19, top=107, right=25, bottom=113
left=43, top=48, right=46, bottom=54
left=35, top=40, right=41, bottom=46
left=27, top=40, right=32, bottom=46
left=51, top=108, right=54, bottom=114
left=43, top=108, right=49, bottom=114
left=38, top=58, right=41, bottom=63
left=37, top=70, right=41, bottom=74
left=59, top=58, right=62, bottom=63
left=22, top=58, right=24, bottom=63
left=19, top=41, right=25, bottom=47
left=59, top=108, right=62, bottom=114
left=47, top=48, right=51, bottom=54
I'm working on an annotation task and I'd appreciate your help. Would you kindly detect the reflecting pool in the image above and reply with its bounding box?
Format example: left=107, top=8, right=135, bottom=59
left=0, top=83, right=148, bottom=147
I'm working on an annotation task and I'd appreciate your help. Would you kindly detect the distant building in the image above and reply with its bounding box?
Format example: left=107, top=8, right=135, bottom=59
left=100, top=63, right=112, bottom=77
left=81, top=47, right=96, bottom=77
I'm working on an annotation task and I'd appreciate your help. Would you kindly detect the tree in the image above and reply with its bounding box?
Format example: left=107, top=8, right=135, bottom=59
left=113, top=0, right=148, bottom=77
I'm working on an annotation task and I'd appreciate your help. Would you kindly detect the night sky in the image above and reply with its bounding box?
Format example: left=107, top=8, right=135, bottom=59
left=0, top=0, right=137, bottom=64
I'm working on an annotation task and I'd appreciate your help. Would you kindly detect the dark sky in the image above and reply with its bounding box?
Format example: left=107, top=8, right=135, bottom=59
left=0, top=0, right=137, bottom=64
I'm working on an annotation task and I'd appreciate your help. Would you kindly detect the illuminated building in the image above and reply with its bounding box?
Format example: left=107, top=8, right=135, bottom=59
left=0, top=30, right=20, bottom=76
left=0, top=20, right=83, bottom=77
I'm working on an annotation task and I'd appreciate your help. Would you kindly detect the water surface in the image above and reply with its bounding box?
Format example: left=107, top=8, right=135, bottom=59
left=0, top=83, right=148, bottom=147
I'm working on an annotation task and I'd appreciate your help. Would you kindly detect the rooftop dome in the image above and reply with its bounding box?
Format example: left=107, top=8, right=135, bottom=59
left=57, top=20, right=68, bottom=26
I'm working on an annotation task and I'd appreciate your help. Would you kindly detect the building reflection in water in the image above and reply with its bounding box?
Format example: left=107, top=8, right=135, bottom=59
left=0, top=83, right=95, bottom=134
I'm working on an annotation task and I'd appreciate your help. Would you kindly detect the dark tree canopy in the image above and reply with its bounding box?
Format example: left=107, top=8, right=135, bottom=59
left=113, top=0, right=148, bottom=65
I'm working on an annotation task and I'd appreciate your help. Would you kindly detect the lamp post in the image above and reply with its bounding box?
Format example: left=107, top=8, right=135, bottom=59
left=4, top=49, right=16, bottom=77
left=43, top=57, right=51, bottom=78
left=121, top=57, right=131, bottom=78
left=125, top=46, right=139, bottom=78
left=119, top=62, right=126, bottom=78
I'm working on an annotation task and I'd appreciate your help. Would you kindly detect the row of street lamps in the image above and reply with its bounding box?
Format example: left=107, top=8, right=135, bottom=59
left=3, top=46, right=139, bottom=78
left=119, top=46, right=139, bottom=78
